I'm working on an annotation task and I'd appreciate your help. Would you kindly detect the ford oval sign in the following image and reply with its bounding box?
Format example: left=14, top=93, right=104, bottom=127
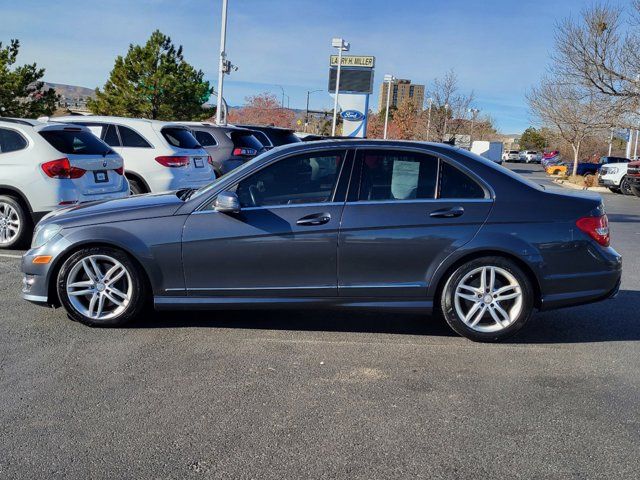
left=341, top=110, right=365, bottom=121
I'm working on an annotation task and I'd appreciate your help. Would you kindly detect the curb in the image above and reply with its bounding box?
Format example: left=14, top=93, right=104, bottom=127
left=551, top=178, right=612, bottom=194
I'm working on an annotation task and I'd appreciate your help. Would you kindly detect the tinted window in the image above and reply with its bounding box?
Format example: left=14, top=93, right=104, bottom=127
left=266, top=130, right=302, bottom=146
left=39, top=129, right=112, bottom=155
left=103, top=124, right=120, bottom=146
left=439, top=162, right=485, bottom=199
left=251, top=131, right=272, bottom=147
left=358, top=150, right=438, bottom=201
left=193, top=130, right=217, bottom=147
left=230, top=132, right=263, bottom=151
left=119, top=125, right=151, bottom=148
left=0, top=128, right=28, bottom=153
left=161, top=127, right=201, bottom=149
left=235, top=151, right=344, bottom=207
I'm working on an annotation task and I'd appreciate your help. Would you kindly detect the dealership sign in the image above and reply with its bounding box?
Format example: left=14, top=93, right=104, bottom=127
left=329, top=55, right=375, bottom=68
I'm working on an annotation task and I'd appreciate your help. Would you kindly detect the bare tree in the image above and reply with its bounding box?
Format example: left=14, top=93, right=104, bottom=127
left=554, top=2, right=640, bottom=115
left=417, top=70, right=474, bottom=141
left=528, top=77, right=621, bottom=175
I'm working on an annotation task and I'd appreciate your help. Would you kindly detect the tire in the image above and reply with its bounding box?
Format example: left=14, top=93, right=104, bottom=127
left=620, top=176, right=634, bottom=196
left=631, top=185, right=640, bottom=198
left=440, top=256, right=534, bottom=342
left=128, top=177, right=147, bottom=195
left=0, top=195, right=31, bottom=249
left=608, top=187, right=621, bottom=194
left=56, top=246, right=147, bottom=327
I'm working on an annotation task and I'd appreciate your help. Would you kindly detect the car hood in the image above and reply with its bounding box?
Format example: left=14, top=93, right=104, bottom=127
left=40, top=192, right=184, bottom=228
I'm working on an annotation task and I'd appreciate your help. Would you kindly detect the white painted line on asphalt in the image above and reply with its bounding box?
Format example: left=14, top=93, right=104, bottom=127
left=0, top=253, right=22, bottom=259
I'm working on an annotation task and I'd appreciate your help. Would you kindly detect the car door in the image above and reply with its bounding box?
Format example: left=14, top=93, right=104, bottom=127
left=181, top=149, right=351, bottom=297
left=338, top=148, right=493, bottom=297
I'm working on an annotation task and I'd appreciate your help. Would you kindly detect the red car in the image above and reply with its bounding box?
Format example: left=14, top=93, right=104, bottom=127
left=627, top=160, right=640, bottom=197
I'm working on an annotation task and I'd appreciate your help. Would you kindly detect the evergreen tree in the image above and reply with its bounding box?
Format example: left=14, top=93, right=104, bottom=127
left=0, top=39, right=58, bottom=117
left=520, top=127, right=548, bottom=150
left=89, top=30, right=212, bottom=120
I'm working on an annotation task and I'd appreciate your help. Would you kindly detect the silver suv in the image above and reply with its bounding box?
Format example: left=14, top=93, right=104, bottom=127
left=0, top=118, right=127, bottom=248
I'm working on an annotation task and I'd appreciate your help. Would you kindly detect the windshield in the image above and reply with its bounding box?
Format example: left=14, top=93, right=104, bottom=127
left=39, top=129, right=113, bottom=155
left=161, top=127, right=201, bottom=149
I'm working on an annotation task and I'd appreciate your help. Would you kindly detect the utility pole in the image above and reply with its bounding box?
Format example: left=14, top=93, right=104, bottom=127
left=442, top=103, right=450, bottom=141
left=468, top=108, right=479, bottom=144
left=383, top=74, right=396, bottom=139
left=608, top=128, right=613, bottom=156
left=305, top=89, right=322, bottom=133
left=215, top=0, right=229, bottom=125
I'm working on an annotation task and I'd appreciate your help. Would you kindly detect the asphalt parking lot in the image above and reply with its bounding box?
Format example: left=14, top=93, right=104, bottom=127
left=1, top=163, right=639, bottom=479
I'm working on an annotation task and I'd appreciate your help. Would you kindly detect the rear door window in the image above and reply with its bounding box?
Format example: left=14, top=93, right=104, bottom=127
left=119, top=125, right=151, bottom=148
left=161, top=127, right=201, bottom=149
left=39, top=129, right=112, bottom=155
left=356, top=150, right=438, bottom=201
left=0, top=128, right=28, bottom=153
left=193, top=130, right=217, bottom=147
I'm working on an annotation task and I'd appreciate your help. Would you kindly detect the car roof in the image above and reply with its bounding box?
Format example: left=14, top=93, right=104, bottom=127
left=49, top=115, right=185, bottom=128
left=179, top=122, right=257, bottom=133
left=234, top=124, right=296, bottom=133
left=0, top=117, right=43, bottom=127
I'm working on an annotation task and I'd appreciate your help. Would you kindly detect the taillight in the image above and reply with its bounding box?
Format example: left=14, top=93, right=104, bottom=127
left=233, top=147, right=257, bottom=157
left=155, top=156, right=190, bottom=168
left=41, top=158, right=86, bottom=179
left=576, top=215, right=610, bottom=247
left=207, top=156, right=214, bottom=166
left=114, top=166, right=124, bottom=175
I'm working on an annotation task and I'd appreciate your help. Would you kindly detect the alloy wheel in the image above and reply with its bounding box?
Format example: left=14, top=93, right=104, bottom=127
left=0, top=202, right=21, bottom=245
left=65, top=254, right=133, bottom=320
left=453, top=266, right=523, bottom=333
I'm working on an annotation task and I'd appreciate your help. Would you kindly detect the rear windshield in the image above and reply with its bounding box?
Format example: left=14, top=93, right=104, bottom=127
left=268, top=130, right=302, bottom=146
left=161, top=127, right=201, bottom=149
left=230, top=131, right=264, bottom=151
left=251, top=130, right=272, bottom=147
left=39, top=129, right=112, bottom=155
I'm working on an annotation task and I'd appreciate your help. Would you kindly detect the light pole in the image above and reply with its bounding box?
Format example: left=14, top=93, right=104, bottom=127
left=425, top=97, right=433, bottom=141
left=468, top=108, right=479, bottom=144
left=215, top=0, right=229, bottom=125
left=383, top=74, right=396, bottom=139
left=305, top=89, right=322, bottom=132
left=608, top=128, right=613, bottom=156
left=442, top=103, right=450, bottom=141
left=331, top=37, right=349, bottom=136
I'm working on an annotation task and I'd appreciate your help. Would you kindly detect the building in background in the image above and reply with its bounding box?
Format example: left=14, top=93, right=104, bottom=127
left=378, top=79, right=425, bottom=111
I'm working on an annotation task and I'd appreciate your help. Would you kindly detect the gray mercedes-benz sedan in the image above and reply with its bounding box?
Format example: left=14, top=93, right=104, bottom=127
left=21, top=140, right=622, bottom=341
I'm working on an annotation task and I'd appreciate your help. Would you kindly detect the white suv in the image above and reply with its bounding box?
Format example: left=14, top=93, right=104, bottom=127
left=597, top=157, right=633, bottom=195
left=0, top=118, right=127, bottom=248
left=519, top=150, right=541, bottom=163
left=49, top=116, right=215, bottom=194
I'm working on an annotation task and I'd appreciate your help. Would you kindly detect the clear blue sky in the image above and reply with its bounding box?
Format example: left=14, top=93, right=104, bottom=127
left=1, top=0, right=592, bottom=133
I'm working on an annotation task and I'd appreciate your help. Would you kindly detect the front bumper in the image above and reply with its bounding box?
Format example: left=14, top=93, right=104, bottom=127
left=21, top=235, right=73, bottom=306
left=597, top=177, right=617, bottom=187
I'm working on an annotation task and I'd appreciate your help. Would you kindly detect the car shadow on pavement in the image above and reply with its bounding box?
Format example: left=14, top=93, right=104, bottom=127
left=133, top=290, right=640, bottom=343
left=606, top=213, right=640, bottom=223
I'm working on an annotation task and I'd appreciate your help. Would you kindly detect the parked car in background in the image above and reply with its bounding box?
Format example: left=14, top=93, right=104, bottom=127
left=0, top=118, right=127, bottom=248
left=48, top=116, right=215, bottom=194
left=541, top=151, right=561, bottom=168
left=234, top=124, right=301, bottom=150
left=598, top=158, right=633, bottom=194
left=545, top=164, right=568, bottom=176
left=519, top=151, right=541, bottom=163
left=626, top=160, right=640, bottom=197
left=575, top=156, right=630, bottom=177
left=503, top=150, right=520, bottom=162
left=181, top=122, right=265, bottom=176
left=22, top=140, right=621, bottom=342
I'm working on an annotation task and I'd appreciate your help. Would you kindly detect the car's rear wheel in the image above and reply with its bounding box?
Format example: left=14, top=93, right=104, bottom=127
left=440, top=257, right=534, bottom=342
left=128, top=177, right=147, bottom=195
left=0, top=195, right=30, bottom=249
left=620, top=176, right=633, bottom=196
left=57, top=247, right=147, bottom=327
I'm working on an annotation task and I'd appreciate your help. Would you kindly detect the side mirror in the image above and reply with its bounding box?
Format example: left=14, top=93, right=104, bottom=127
left=214, top=191, right=241, bottom=214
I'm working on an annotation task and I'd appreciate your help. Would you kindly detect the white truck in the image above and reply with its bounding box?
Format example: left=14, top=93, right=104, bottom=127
left=471, top=141, right=503, bottom=164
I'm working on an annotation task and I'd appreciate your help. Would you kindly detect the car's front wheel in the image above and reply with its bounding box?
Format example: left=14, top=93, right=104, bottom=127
left=620, top=176, right=633, bottom=196
left=57, top=247, right=147, bottom=326
left=440, top=257, right=534, bottom=342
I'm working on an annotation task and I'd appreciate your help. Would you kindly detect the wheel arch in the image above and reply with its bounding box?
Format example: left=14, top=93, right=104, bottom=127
left=124, top=171, right=151, bottom=193
left=431, top=249, right=543, bottom=311
left=0, top=185, right=34, bottom=214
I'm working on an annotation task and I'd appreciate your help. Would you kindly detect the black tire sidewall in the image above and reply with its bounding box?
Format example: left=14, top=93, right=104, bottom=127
left=621, top=177, right=633, bottom=195
left=631, top=185, right=640, bottom=198
left=128, top=178, right=145, bottom=195
left=0, top=195, right=31, bottom=249
left=441, top=256, right=534, bottom=342
left=56, top=247, right=146, bottom=327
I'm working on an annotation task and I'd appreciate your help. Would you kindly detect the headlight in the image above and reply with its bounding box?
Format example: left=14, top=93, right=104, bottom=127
left=31, top=224, right=62, bottom=249
left=607, top=167, right=618, bottom=174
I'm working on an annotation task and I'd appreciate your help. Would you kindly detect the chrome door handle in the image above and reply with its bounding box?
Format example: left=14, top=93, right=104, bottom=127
left=429, top=206, right=465, bottom=218
left=296, top=213, right=331, bottom=226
